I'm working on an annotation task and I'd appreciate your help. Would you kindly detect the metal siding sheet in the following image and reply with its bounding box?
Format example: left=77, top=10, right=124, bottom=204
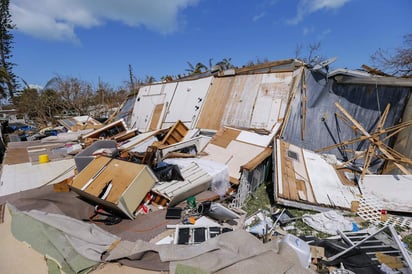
left=281, top=69, right=410, bottom=172
left=115, top=94, right=137, bottom=127
left=250, top=73, right=293, bottom=131
left=163, top=77, right=213, bottom=128
left=221, top=74, right=262, bottom=128
left=133, top=94, right=166, bottom=131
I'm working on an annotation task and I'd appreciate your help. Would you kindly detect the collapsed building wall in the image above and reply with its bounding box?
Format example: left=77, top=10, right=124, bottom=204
left=280, top=68, right=411, bottom=173
left=384, top=93, right=412, bottom=174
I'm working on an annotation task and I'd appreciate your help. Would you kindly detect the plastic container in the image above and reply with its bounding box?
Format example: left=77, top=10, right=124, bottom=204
left=38, top=154, right=49, bottom=164
left=281, top=234, right=311, bottom=268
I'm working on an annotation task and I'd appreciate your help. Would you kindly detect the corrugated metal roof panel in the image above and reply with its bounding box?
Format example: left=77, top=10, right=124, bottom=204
left=221, top=74, right=262, bottom=129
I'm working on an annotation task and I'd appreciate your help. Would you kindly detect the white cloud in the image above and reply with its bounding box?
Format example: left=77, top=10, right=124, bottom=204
left=252, top=12, right=266, bottom=22
left=318, top=28, right=331, bottom=40
left=29, top=84, right=44, bottom=90
left=288, top=0, right=351, bottom=25
left=11, top=0, right=199, bottom=43
left=303, top=26, right=315, bottom=35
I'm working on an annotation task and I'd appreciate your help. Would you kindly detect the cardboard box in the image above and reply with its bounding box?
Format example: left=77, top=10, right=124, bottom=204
left=70, top=156, right=157, bottom=219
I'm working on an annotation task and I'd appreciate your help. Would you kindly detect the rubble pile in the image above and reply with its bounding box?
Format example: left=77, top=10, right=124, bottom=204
left=1, top=60, right=412, bottom=273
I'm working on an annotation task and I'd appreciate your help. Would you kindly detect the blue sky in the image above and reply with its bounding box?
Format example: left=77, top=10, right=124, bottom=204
left=10, top=0, right=412, bottom=89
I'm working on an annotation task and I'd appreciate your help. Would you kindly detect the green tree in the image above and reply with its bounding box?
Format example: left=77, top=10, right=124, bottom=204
left=14, top=88, right=39, bottom=120
left=144, top=75, right=156, bottom=84
left=185, top=61, right=207, bottom=75
left=215, top=58, right=234, bottom=70
left=161, top=75, right=174, bottom=82
left=371, top=33, right=412, bottom=77
left=38, top=89, right=62, bottom=124
left=48, top=76, right=94, bottom=116
left=0, top=0, right=17, bottom=99
left=245, top=57, right=270, bottom=67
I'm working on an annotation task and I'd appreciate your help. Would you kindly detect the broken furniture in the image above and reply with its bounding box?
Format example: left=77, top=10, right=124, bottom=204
left=151, top=162, right=212, bottom=207
left=70, top=156, right=158, bottom=219
left=82, top=119, right=128, bottom=146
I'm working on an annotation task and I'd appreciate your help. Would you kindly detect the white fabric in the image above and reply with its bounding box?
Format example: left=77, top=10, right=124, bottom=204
left=302, top=210, right=353, bottom=235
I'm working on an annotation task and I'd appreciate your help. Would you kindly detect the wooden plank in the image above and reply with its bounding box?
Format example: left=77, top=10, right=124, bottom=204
left=279, top=142, right=291, bottom=199
left=336, top=102, right=411, bottom=175
left=160, top=120, right=188, bottom=146
left=210, top=127, right=240, bottom=148
left=149, top=104, right=164, bottom=131
left=71, top=156, right=112, bottom=189
left=241, top=147, right=272, bottom=170
left=196, top=77, right=234, bottom=130
left=285, top=157, right=298, bottom=201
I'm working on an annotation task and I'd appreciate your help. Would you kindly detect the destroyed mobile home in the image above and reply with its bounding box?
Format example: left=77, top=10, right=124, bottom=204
left=1, top=59, right=412, bottom=273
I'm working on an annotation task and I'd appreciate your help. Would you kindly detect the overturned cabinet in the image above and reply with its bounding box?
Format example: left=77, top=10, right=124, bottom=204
left=152, top=162, right=212, bottom=206
left=70, top=156, right=158, bottom=219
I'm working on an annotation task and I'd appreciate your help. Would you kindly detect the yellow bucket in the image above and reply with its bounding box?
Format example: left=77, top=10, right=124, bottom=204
left=38, top=154, right=49, bottom=164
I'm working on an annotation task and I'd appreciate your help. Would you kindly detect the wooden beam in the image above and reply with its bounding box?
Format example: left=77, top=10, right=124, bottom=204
left=335, top=102, right=411, bottom=175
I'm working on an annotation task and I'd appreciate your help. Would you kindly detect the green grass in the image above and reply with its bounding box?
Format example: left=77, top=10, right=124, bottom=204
left=242, top=182, right=272, bottom=216
left=242, top=182, right=412, bottom=247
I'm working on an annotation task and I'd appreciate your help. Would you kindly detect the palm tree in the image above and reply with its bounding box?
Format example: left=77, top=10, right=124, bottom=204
left=185, top=61, right=208, bottom=75
left=216, top=58, right=234, bottom=70
left=161, top=75, right=174, bottom=82
left=145, top=75, right=156, bottom=84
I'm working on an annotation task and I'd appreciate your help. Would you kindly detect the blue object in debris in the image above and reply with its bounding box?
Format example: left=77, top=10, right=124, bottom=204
left=352, top=222, right=360, bottom=232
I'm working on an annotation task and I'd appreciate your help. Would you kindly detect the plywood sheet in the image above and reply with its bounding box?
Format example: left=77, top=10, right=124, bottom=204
left=196, top=77, right=234, bottom=130
left=72, top=157, right=146, bottom=204
left=3, top=141, right=42, bottom=165
left=209, top=127, right=240, bottom=148
left=149, top=104, right=164, bottom=131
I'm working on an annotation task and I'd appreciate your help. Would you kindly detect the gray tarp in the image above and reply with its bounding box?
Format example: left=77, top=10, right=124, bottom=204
left=106, top=229, right=314, bottom=274
left=8, top=204, right=120, bottom=274
left=281, top=69, right=410, bottom=172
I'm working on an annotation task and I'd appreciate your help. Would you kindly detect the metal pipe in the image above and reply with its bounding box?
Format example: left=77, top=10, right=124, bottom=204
left=388, top=225, right=412, bottom=271
left=326, top=225, right=388, bottom=262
